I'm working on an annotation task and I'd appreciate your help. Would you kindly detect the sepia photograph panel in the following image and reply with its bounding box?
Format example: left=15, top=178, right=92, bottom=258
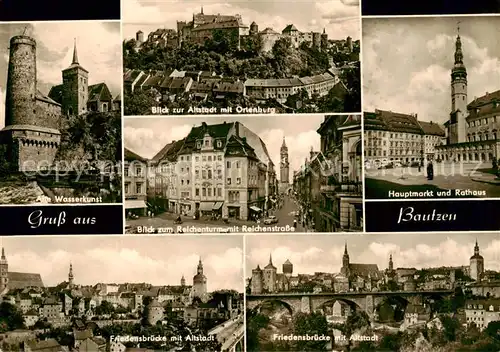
left=124, top=114, right=362, bottom=234
left=0, top=235, right=244, bottom=351
left=362, top=0, right=500, bottom=16
left=122, top=0, right=360, bottom=116
left=0, top=0, right=120, bottom=21
left=0, top=22, right=123, bottom=205
left=245, top=233, right=500, bottom=351
left=363, top=17, right=500, bottom=200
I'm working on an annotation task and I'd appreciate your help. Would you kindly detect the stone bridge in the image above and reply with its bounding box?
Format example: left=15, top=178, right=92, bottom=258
left=246, top=290, right=453, bottom=318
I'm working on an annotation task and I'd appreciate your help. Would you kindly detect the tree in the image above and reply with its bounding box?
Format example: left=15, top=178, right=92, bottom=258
left=246, top=310, right=270, bottom=352
left=0, top=302, right=24, bottom=332
left=485, top=320, right=500, bottom=340
left=95, top=300, right=115, bottom=315
left=344, top=310, right=370, bottom=338
left=293, top=312, right=329, bottom=351
left=124, top=89, right=158, bottom=115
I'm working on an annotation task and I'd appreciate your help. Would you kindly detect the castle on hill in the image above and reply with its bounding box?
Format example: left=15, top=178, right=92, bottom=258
left=0, top=34, right=120, bottom=172
left=136, top=7, right=336, bottom=53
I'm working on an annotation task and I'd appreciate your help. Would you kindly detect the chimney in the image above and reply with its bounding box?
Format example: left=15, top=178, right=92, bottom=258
left=235, top=122, right=240, bottom=136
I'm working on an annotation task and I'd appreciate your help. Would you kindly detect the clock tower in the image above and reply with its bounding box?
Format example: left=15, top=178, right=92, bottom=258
left=280, top=137, right=290, bottom=193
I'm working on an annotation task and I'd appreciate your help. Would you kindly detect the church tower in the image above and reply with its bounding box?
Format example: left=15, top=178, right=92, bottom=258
left=449, top=25, right=468, bottom=144
left=388, top=254, right=393, bottom=271
left=68, top=263, right=74, bottom=287
left=181, top=275, right=185, bottom=286
left=62, top=39, right=88, bottom=116
left=341, top=243, right=350, bottom=277
left=263, top=254, right=277, bottom=293
left=469, top=239, right=484, bottom=281
left=192, top=258, right=207, bottom=299
left=280, top=137, right=290, bottom=193
left=0, top=248, right=8, bottom=293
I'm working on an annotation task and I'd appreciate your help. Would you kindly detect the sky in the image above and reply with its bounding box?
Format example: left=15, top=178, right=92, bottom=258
left=246, top=233, right=500, bottom=276
left=123, top=0, right=360, bottom=41
left=0, top=22, right=121, bottom=129
left=0, top=235, right=243, bottom=291
left=363, top=16, right=500, bottom=125
left=124, top=115, right=325, bottom=180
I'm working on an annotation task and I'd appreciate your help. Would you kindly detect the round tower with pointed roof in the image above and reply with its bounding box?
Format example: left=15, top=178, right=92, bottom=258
left=450, top=24, right=468, bottom=144
left=250, top=21, right=258, bottom=36
left=147, top=299, right=164, bottom=325
left=469, top=239, right=484, bottom=281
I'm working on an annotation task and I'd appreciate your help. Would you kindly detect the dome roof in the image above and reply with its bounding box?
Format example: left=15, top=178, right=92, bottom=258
left=193, top=273, right=207, bottom=281
left=470, top=254, right=484, bottom=260
left=149, top=299, right=162, bottom=308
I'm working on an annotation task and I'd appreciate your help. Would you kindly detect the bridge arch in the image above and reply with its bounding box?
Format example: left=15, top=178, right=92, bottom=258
left=374, top=295, right=410, bottom=323
left=249, top=299, right=295, bottom=316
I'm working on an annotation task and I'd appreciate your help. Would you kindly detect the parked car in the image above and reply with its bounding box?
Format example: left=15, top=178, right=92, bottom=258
left=264, top=216, right=278, bottom=224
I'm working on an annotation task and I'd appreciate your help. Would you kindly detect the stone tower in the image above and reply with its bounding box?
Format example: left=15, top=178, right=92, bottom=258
left=263, top=254, right=277, bottom=293
left=62, top=39, right=88, bottom=116
left=251, top=265, right=263, bottom=294
left=181, top=274, right=185, bottom=286
left=321, top=28, right=328, bottom=50
left=0, top=34, right=61, bottom=172
left=279, top=137, right=289, bottom=193
left=388, top=254, right=393, bottom=271
left=449, top=26, right=467, bottom=144
left=346, top=36, right=353, bottom=52
left=192, top=258, right=207, bottom=299
left=341, top=242, right=350, bottom=276
left=250, top=21, right=258, bottom=36
left=136, top=30, right=144, bottom=43
left=469, top=239, right=484, bottom=281
left=282, top=259, right=293, bottom=277
left=0, top=248, right=8, bottom=293
left=68, top=263, right=74, bottom=287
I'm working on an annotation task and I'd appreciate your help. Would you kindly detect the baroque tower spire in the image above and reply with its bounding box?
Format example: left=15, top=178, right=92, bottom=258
left=1, top=247, right=5, bottom=260
left=68, top=262, right=74, bottom=285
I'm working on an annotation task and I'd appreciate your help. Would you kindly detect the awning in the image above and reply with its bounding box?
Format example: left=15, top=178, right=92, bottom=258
left=250, top=206, right=262, bottom=212
left=125, top=200, right=147, bottom=209
left=213, top=202, right=223, bottom=210
left=199, top=202, right=213, bottom=211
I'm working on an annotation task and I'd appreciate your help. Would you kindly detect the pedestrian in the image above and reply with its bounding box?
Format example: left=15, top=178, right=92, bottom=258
left=427, top=161, right=434, bottom=180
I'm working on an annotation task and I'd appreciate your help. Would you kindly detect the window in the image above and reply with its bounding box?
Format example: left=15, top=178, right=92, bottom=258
left=227, top=178, right=231, bottom=185
left=208, top=170, right=212, bottom=179
left=237, top=178, right=241, bottom=184
left=236, top=161, right=240, bottom=168
left=202, top=170, right=206, bottom=179
left=136, top=182, right=143, bottom=194
left=197, top=141, right=201, bottom=148
left=217, top=169, right=222, bottom=178
left=217, top=187, right=222, bottom=197
left=196, top=156, right=199, bottom=162
left=195, top=170, right=200, bottom=178
left=136, top=166, right=142, bottom=176
left=227, top=161, right=231, bottom=168
left=208, top=156, right=212, bottom=161
left=124, top=183, right=130, bottom=194
left=195, top=188, right=200, bottom=196
left=203, top=156, right=207, bottom=162
left=202, top=188, right=207, bottom=196
left=180, top=156, right=184, bottom=161
left=205, top=140, right=209, bottom=146
left=218, top=155, right=222, bottom=161
left=217, top=140, right=222, bottom=147
left=124, top=166, right=129, bottom=176
left=181, top=180, right=184, bottom=185
left=208, top=188, right=212, bottom=197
